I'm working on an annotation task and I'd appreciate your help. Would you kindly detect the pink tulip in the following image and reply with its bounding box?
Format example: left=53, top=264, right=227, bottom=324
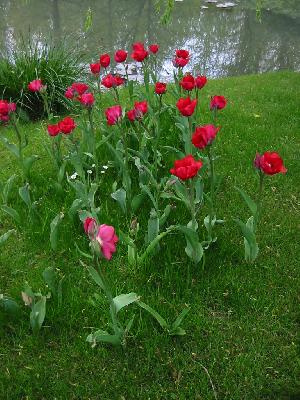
left=96, top=224, right=119, bottom=260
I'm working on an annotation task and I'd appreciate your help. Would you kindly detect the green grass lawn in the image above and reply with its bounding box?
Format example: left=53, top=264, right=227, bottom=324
left=0, top=71, right=300, bottom=400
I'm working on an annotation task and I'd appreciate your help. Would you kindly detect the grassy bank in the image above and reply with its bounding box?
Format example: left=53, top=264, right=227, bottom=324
left=0, top=71, right=299, bottom=400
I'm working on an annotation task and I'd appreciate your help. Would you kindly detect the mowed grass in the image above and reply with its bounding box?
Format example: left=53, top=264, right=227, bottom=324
left=0, top=71, right=299, bottom=400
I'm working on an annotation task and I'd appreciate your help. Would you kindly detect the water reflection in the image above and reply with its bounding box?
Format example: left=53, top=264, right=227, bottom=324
left=0, top=0, right=299, bottom=78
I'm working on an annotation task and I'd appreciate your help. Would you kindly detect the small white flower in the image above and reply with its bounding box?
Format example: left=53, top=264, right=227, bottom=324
left=87, top=170, right=92, bottom=174
left=70, top=172, right=78, bottom=180
left=102, top=165, right=109, bottom=170
left=101, top=170, right=105, bottom=174
left=91, top=164, right=96, bottom=168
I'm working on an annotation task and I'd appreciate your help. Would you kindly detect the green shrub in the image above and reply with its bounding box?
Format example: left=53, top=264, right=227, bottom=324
left=0, top=37, right=85, bottom=120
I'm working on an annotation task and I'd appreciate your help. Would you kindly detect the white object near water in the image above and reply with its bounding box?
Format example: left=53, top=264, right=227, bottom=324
left=216, top=2, right=236, bottom=8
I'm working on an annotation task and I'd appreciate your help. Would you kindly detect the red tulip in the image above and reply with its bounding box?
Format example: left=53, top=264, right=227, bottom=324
left=254, top=152, right=287, bottom=175
left=210, top=95, right=227, bottom=110
left=132, top=42, right=145, bottom=51
left=134, top=101, right=148, bottom=117
left=176, top=49, right=189, bottom=59
left=0, top=100, right=16, bottom=122
left=192, top=125, right=220, bottom=149
left=170, top=155, right=203, bottom=180
left=127, top=109, right=137, bottom=122
left=71, top=82, right=89, bottom=95
left=100, top=53, right=110, bottom=68
left=149, top=44, right=159, bottom=54
left=155, top=82, right=167, bottom=95
left=84, top=217, right=97, bottom=238
left=131, top=49, right=149, bottom=62
left=28, top=79, right=45, bottom=92
left=105, top=105, right=122, bottom=125
left=176, top=97, right=197, bottom=117
left=180, top=74, right=195, bottom=91
left=58, top=117, right=76, bottom=134
left=78, top=92, right=95, bottom=107
left=114, top=49, right=128, bottom=63
left=65, top=87, right=74, bottom=99
left=101, top=74, right=124, bottom=88
left=47, top=124, right=60, bottom=137
left=195, top=76, right=207, bottom=89
left=90, top=63, right=101, bottom=74
left=173, top=57, right=189, bottom=68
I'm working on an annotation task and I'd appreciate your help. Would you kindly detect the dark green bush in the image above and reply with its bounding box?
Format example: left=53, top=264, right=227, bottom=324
left=0, top=37, right=85, bottom=120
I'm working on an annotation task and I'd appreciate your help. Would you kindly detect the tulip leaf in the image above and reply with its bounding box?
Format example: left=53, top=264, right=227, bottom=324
left=86, top=330, right=121, bottom=346
left=137, top=301, right=168, bottom=330
left=171, top=307, right=190, bottom=331
left=0, top=294, right=20, bottom=317
left=131, top=193, right=145, bottom=213
left=235, top=187, right=257, bottom=216
left=234, top=217, right=259, bottom=262
left=30, top=296, right=47, bottom=335
left=159, top=204, right=172, bottom=229
left=112, top=293, right=140, bottom=314
left=1, top=174, right=17, bottom=204
left=50, top=212, right=64, bottom=251
left=118, top=230, right=136, bottom=248
left=68, top=198, right=83, bottom=221
left=87, top=265, right=105, bottom=291
left=19, top=184, right=31, bottom=208
left=23, top=155, right=39, bottom=177
left=0, top=229, right=15, bottom=247
left=111, top=188, right=127, bottom=214
left=178, top=226, right=203, bottom=264
left=2, top=202, right=20, bottom=223
left=0, top=136, right=20, bottom=158
left=146, top=209, right=159, bottom=244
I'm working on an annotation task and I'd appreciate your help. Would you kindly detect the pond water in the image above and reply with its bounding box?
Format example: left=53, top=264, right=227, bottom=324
left=0, top=0, right=300, bottom=78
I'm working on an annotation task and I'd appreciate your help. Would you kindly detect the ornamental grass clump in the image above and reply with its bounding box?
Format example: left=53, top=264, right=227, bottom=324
left=0, top=37, right=84, bottom=120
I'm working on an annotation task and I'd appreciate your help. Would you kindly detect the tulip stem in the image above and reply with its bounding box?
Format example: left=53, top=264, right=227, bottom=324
left=88, top=108, right=99, bottom=182
left=207, top=146, right=215, bottom=241
left=188, top=180, right=197, bottom=231
left=254, top=172, right=264, bottom=232
left=94, top=257, right=123, bottom=336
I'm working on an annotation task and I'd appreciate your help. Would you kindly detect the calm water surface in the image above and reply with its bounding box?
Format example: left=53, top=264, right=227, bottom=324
left=0, top=0, right=300, bottom=78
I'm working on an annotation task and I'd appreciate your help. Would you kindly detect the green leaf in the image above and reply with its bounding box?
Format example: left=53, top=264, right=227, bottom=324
left=159, top=204, right=171, bottom=229
left=0, top=230, right=15, bottom=246
left=75, top=243, right=93, bottom=259
left=23, top=155, right=39, bottom=177
left=236, top=187, right=257, bottom=216
left=30, top=296, right=46, bottom=335
left=112, top=293, right=140, bottom=314
left=137, top=301, right=168, bottom=330
left=68, top=198, right=83, bottom=221
left=234, top=217, right=259, bottom=262
left=1, top=205, right=21, bottom=224
left=88, top=183, right=98, bottom=209
left=111, top=188, right=127, bottom=214
left=2, top=174, right=17, bottom=204
left=146, top=209, right=159, bottom=244
left=178, top=226, right=203, bottom=264
left=131, top=193, right=145, bottom=213
left=171, top=307, right=190, bottom=330
left=140, top=184, right=158, bottom=210
left=86, top=330, right=121, bottom=346
left=0, top=136, right=20, bottom=158
left=124, top=314, right=136, bottom=334
left=87, top=265, right=105, bottom=291
left=118, top=230, right=136, bottom=248
left=169, top=326, right=186, bottom=336
left=50, top=212, right=64, bottom=251
left=19, top=184, right=31, bottom=208
left=57, top=160, right=67, bottom=184
left=42, top=267, right=57, bottom=296
left=0, top=294, right=19, bottom=317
